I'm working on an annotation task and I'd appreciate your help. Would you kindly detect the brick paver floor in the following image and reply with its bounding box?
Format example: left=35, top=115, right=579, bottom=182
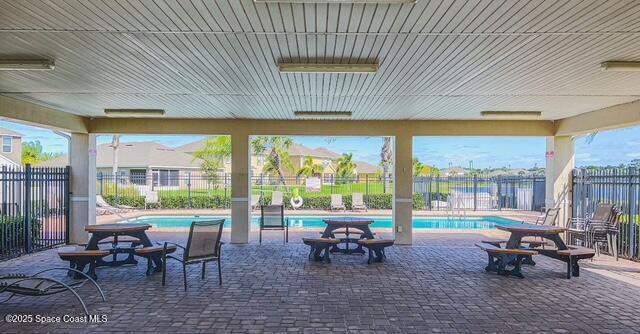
left=2, top=230, right=640, bottom=333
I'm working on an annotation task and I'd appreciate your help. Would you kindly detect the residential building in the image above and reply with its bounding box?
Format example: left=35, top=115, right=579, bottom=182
left=0, top=127, right=22, bottom=167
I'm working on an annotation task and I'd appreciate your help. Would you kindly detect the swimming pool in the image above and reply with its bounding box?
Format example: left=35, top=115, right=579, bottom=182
left=122, top=216, right=519, bottom=230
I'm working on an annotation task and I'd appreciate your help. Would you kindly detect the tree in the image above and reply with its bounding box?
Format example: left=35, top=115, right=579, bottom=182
left=296, top=156, right=323, bottom=178
left=630, top=158, right=640, bottom=169
left=336, top=153, right=357, bottom=182
left=381, top=137, right=392, bottom=193
left=21, top=141, right=60, bottom=166
left=193, top=136, right=231, bottom=187
left=413, top=158, right=425, bottom=176
left=250, top=136, right=294, bottom=186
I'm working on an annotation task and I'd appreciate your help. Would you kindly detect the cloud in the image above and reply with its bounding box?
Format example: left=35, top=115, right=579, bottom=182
left=626, top=152, right=640, bottom=158
left=628, top=140, right=640, bottom=146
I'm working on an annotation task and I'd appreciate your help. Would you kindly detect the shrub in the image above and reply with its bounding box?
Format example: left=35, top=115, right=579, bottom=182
left=0, top=215, right=42, bottom=250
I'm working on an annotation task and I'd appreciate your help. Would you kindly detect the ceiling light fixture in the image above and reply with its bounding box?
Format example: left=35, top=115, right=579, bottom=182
left=255, top=0, right=415, bottom=3
left=481, top=111, right=542, bottom=117
left=279, top=63, right=378, bottom=74
left=600, top=61, right=640, bottom=72
left=294, top=111, right=352, bottom=119
left=104, top=109, right=166, bottom=118
left=0, top=59, right=55, bottom=70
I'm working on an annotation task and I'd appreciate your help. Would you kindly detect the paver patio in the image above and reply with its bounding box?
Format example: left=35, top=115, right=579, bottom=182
left=2, top=230, right=640, bottom=334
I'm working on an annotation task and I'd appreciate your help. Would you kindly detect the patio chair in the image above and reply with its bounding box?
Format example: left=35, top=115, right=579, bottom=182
left=161, top=219, right=225, bottom=290
left=251, top=194, right=261, bottom=211
left=270, top=191, right=283, bottom=206
left=568, top=203, right=614, bottom=246
left=587, top=208, right=621, bottom=260
left=0, top=268, right=106, bottom=316
left=331, top=194, right=346, bottom=211
left=351, top=193, right=367, bottom=211
left=533, top=207, right=561, bottom=226
left=259, top=205, right=289, bottom=244
left=145, top=190, right=161, bottom=209
left=96, top=195, right=134, bottom=214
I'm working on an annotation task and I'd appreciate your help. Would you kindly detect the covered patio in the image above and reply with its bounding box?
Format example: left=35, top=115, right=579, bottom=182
left=2, top=0, right=640, bottom=332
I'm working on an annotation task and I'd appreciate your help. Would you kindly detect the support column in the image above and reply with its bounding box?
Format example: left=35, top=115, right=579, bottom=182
left=69, top=133, right=96, bottom=244
left=545, top=136, right=575, bottom=228
left=231, top=131, right=250, bottom=244
left=394, top=133, right=413, bottom=245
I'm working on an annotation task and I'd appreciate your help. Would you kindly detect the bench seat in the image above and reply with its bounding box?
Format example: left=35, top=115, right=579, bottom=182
left=482, top=238, right=549, bottom=248
left=58, top=246, right=110, bottom=280
left=302, top=238, right=341, bottom=263
left=557, top=246, right=596, bottom=257
left=134, top=245, right=177, bottom=275
left=475, top=243, right=537, bottom=278
left=357, top=239, right=394, bottom=264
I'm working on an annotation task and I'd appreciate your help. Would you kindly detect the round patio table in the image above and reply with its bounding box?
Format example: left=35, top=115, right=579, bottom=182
left=84, top=223, right=160, bottom=269
left=321, top=217, right=375, bottom=255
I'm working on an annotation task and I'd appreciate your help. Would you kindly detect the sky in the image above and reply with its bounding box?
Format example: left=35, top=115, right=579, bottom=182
left=2, top=120, right=639, bottom=169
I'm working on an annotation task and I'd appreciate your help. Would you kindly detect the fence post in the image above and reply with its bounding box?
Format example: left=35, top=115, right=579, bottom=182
left=629, top=167, right=637, bottom=258
left=365, top=175, right=369, bottom=197
left=187, top=172, right=192, bottom=208
left=24, top=164, right=32, bottom=254
left=331, top=175, right=334, bottom=194
left=473, top=175, right=478, bottom=211
left=497, top=176, right=502, bottom=211
left=65, top=166, right=71, bottom=245
left=98, top=172, right=103, bottom=195
left=114, top=172, right=119, bottom=205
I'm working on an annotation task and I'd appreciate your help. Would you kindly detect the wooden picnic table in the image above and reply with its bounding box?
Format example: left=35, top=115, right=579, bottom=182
left=495, top=223, right=567, bottom=251
left=321, top=217, right=375, bottom=254
left=84, top=223, right=162, bottom=270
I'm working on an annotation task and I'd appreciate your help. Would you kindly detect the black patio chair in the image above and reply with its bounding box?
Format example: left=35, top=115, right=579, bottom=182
left=568, top=203, right=614, bottom=246
left=162, top=219, right=225, bottom=290
left=0, top=267, right=106, bottom=316
left=259, top=205, right=289, bottom=244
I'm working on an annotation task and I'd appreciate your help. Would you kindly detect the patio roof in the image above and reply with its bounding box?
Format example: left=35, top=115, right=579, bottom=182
left=0, top=0, right=639, bottom=122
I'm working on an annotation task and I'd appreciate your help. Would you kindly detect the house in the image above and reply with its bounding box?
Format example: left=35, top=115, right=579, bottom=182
left=0, top=127, right=22, bottom=167
left=441, top=167, right=467, bottom=177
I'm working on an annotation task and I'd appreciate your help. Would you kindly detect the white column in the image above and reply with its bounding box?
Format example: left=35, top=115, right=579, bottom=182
left=545, top=136, right=575, bottom=227
left=69, top=133, right=96, bottom=244
left=394, top=133, right=413, bottom=245
left=231, top=131, right=250, bottom=244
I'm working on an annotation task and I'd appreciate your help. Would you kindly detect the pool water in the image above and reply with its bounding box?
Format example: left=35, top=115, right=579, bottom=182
left=124, top=216, right=519, bottom=230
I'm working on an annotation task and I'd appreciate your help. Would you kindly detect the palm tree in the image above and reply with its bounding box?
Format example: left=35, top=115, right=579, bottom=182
left=413, top=158, right=425, bottom=177
left=193, top=136, right=231, bottom=187
left=381, top=137, right=392, bottom=193
left=336, top=153, right=357, bottom=182
left=251, top=136, right=294, bottom=186
left=297, top=156, right=323, bottom=178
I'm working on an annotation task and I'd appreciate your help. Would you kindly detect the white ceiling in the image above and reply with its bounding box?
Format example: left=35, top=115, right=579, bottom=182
left=0, top=0, right=639, bottom=120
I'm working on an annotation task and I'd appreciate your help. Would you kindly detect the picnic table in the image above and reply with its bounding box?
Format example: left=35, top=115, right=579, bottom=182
left=84, top=223, right=162, bottom=270
left=321, top=217, right=375, bottom=254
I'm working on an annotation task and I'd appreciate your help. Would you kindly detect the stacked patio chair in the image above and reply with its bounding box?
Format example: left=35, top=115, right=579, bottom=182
left=568, top=203, right=614, bottom=246
left=586, top=207, right=621, bottom=260
left=162, top=219, right=225, bottom=290
left=0, top=268, right=106, bottom=315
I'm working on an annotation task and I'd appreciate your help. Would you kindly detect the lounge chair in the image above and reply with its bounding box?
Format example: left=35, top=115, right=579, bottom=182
left=352, top=193, right=367, bottom=211
left=533, top=207, right=560, bottom=226
left=270, top=191, right=283, bottom=206
left=259, top=205, right=289, bottom=244
left=96, top=195, right=134, bottom=215
left=331, top=194, right=346, bottom=211
left=0, top=268, right=106, bottom=315
left=162, top=219, right=225, bottom=290
left=251, top=194, right=261, bottom=211
left=145, top=190, right=161, bottom=209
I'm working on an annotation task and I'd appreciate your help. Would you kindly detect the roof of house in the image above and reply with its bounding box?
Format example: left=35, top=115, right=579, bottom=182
left=177, top=138, right=344, bottom=160
left=40, top=142, right=203, bottom=169
left=0, top=127, right=23, bottom=137
left=354, top=161, right=381, bottom=174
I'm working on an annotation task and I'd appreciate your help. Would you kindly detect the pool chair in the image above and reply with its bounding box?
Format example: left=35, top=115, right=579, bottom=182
left=96, top=195, right=135, bottom=215
left=162, top=219, right=225, bottom=290
left=331, top=194, right=346, bottom=211
left=270, top=191, right=283, bottom=206
left=351, top=193, right=367, bottom=211
left=251, top=194, right=262, bottom=211
left=0, top=268, right=106, bottom=316
left=144, top=190, right=161, bottom=209
left=259, top=205, right=289, bottom=244
left=533, top=207, right=561, bottom=226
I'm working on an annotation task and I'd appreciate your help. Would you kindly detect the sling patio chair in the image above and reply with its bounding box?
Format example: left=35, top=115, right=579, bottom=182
left=259, top=205, right=289, bottom=244
left=251, top=194, right=262, bottom=211
left=586, top=207, right=621, bottom=260
left=0, top=267, right=106, bottom=316
left=351, top=193, right=367, bottom=211
left=144, top=190, right=161, bottom=209
left=162, top=219, right=225, bottom=290
left=96, top=195, right=135, bottom=215
left=331, top=194, right=346, bottom=211
left=270, top=191, right=283, bottom=206
left=568, top=203, right=614, bottom=246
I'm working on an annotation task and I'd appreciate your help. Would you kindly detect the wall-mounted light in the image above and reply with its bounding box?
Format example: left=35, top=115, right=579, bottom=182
left=104, top=109, right=166, bottom=117
left=294, top=111, right=352, bottom=119
left=601, top=61, right=640, bottom=72
left=256, top=0, right=415, bottom=3
left=279, top=63, right=378, bottom=74
left=0, top=59, right=55, bottom=70
left=480, top=111, right=542, bottom=118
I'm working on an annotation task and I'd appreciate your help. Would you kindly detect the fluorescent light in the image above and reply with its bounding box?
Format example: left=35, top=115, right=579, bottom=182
left=0, top=59, right=55, bottom=70
left=255, top=0, right=415, bottom=3
left=279, top=63, right=378, bottom=74
left=104, top=109, right=166, bottom=118
left=601, top=61, right=640, bottom=72
left=481, top=111, right=542, bottom=117
left=294, top=111, right=352, bottom=119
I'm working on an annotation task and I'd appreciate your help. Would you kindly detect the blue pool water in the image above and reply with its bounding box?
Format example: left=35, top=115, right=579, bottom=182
left=123, top=216, right=519, bottom=230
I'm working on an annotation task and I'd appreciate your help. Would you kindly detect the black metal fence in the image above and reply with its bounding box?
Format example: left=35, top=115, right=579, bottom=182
left=572, top=168, right=639, bottom=260
left=413, top=176, right=545, bottom=211
left=0, top=165, right=69, bottom=260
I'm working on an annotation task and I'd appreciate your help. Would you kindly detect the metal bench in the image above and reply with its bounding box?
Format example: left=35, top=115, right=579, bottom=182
left=476, top=243, right=538, bottom=278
